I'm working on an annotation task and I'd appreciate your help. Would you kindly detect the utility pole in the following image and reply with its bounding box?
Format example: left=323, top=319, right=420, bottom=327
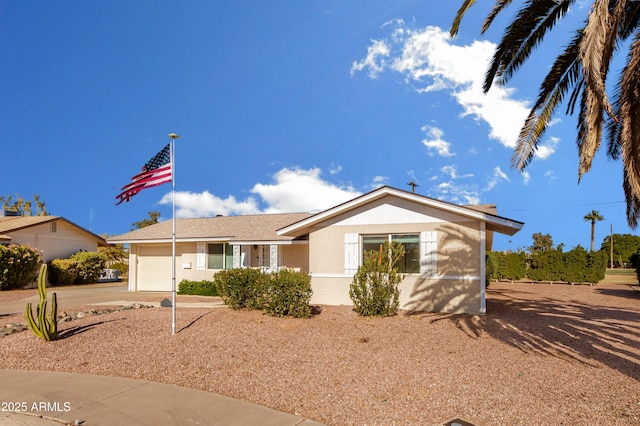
left=610, top=223, right=614, bottom=269
left=407, top=180, right=419, bottom=193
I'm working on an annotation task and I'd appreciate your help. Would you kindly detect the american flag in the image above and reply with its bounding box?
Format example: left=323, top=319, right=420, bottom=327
left=116, top=144, right=172, bottom=205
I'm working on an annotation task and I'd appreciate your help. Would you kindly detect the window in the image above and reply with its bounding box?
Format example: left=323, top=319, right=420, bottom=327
left=361, top=234, right=420, bottom=273
left=207, top=243, right=233, bottom=270
left=50, top=222, right=57, bottom=233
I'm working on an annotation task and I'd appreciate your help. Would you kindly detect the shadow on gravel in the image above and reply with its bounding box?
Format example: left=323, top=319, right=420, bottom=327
left=58, top=318, right=125, bottom=339
left=178, top=311, right=214, bottom=333
left=436, top=288, right=640, bottom=381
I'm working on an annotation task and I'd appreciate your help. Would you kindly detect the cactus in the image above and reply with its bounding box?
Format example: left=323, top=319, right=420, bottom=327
left=25, top=264, right=58, bottom=341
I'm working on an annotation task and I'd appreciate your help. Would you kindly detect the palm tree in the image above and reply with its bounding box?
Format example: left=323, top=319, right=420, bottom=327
left=450, top=1, right=640, bottom=228
left=584, top=210, right=605, bottom=251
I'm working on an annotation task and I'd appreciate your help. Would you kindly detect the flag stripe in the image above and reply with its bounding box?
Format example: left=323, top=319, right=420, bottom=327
left=115, top=143, right=172, bottom=205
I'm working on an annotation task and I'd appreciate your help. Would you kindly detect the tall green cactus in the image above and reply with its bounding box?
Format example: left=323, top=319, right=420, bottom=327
left=25, top=264, right=58, bottom=341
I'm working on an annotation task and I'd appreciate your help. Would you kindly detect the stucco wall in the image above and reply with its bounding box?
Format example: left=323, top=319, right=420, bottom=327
left=9, top=221, right=100, bottom=261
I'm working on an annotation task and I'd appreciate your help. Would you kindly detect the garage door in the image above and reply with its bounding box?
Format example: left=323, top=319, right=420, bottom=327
left=137, top=245, right=172, bottom=291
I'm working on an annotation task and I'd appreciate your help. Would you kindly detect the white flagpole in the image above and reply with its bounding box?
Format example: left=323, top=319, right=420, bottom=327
left=169, top=132, right=179, bottom=335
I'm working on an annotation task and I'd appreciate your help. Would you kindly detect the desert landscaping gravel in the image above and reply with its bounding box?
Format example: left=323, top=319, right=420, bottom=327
left=1, top=280, right=639, bottom=425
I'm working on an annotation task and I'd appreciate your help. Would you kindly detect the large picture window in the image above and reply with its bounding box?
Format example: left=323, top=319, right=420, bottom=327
left=207, top=243, right=234, bottom=270
left=361, top=234, right=420, bottom=273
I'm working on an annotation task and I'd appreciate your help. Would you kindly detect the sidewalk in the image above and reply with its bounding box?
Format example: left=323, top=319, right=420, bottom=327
left=0, top=370, right=324, bottom=425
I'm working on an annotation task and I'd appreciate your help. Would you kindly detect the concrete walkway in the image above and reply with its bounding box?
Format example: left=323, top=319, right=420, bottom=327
left=0, top=285, right=325, bottom=426
left=0, top=370, right=323, bottom=426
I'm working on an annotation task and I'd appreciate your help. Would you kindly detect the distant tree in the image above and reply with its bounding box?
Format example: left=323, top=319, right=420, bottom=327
left=0, top=194, right=48, bottom=216
left=132, top=211, right=161, bottom=230
left=530, top=233, right=553, bottom=253
left=584, top=210, right=604, bottom=252
left=98, top=242, right=128, bottom=267
left=601, top=234, right=640, bottom=267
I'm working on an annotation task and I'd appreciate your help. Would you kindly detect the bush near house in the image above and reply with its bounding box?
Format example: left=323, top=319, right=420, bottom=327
left=71, top=251, right=106, bottom=283
left=214, top=268, right=312, bottom=318
left=48, top=259, right=77, bottom=286
left=264, top=269, right=312, bottom=318
left=349, top=241, right=404, bottom=317
left=178, top=279, right=218, bottom=296
left=48, top=251, right=107, bottom=286
left=0, top=244, right=42, bottom=290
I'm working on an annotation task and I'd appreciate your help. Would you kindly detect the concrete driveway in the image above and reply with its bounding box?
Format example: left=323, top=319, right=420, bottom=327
left=0, top=283, right=223, bottom=315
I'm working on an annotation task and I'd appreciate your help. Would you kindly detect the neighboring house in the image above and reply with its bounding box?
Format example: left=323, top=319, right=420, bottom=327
left=108, top=186, right=524, bottom=314
left=0, top=215, right=108, bottom=261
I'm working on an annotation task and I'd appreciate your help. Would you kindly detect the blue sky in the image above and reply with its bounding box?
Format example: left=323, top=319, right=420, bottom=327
left=2, top=1, right=634, bottom=252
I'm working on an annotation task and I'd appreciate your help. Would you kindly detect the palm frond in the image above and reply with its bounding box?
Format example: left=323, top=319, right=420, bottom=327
left=481, top=0, right=515, bottom=33
left=579, top=0, right=619, bottom=121
left=512, top=33, right=582, bottom=170
left=619, top=33, right=640, bottom=228
left=450, top=0, right=478, bottom=38
left=484, top=0, right=575, bottom=92
left=577, top=86, right=606, bottom=180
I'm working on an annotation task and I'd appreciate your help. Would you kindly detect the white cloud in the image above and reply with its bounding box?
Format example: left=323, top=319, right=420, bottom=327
left=160, top=191, right=260, bottom=218
left=161, top=167, right=361, bottom=217
left=421, top=125, right=455, bottom=157
left=252, top=167, right=360, bottom=213
left=429, top=181, right=480, bottom=205
left=535, top=136, right=560, bottom=160
left=369, top=175, right=389, bottom=189
left=521, top=170, right=531, bottom=185
left=441, top=164, right=473, bottom=179
left=350, top=39, right=390, bottom=79
left=352, top=23, right=533, bottom=150
left=485, top=166, right=510, bottom=191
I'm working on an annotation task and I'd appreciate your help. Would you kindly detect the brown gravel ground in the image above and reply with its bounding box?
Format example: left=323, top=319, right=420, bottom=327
left=1, top=279, right=639, bottom=426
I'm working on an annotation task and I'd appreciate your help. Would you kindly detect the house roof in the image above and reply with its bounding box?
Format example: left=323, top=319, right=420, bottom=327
left=277, top=186, right=524, bottom=237
left=0, top=216, right=108, bottom=246
left=107, top=212, right=312, bottom=244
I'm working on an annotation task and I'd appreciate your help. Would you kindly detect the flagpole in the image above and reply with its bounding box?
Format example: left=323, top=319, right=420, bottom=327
left=169, top=132, right=179, bottom=335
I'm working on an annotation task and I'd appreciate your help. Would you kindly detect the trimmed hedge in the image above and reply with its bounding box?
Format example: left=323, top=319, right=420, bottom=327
left=49, top=259, right=77, bottom=286
left=178, top=279, right=218, bottom=296
left=264, top=269, right=312, bottom=318
left=71, top=251, right=106, bottom=283
left=214, top=268, right=312, bottom=318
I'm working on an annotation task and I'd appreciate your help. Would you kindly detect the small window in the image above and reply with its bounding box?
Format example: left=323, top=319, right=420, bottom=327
left=50, top=222, right=57, bottom=233
left=207, top=243, right=233, bottom=270
left=361, top=234, right=420, bottom=274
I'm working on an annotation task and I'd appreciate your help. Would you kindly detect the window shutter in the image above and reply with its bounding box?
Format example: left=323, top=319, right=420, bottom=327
left=344, top=233, right=359, bottom=275
left=232, top=245, right=241, bottom=269
left=420, top=231, right=437, bottom=277
left=196, top=242, right=206, bottom=271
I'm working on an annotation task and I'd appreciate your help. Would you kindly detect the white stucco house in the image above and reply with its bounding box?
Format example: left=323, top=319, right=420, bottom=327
left=108, top=186, right=524, bottom=314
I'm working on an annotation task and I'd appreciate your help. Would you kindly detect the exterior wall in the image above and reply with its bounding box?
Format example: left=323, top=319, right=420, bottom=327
left=129, top=242, right=309, bottom=292
left=307, top=195, right=485, bottom=314
left=309, top=276, right=482, bottom=314
left=8, top=220, right=100, bottom=261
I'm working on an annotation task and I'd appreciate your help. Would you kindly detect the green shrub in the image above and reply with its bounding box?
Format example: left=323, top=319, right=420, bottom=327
left=214, top=268, right=266, bottom=310
left=71, top=251, right=106, bottom=283
left=48, top=259, right=78, bottom=286
left=349, top=241, right=404, bottom=317
left=0, top=244, right=42, bottom=290
left=264, top=269, right=312, bottom=318
left=110, top=262, right=129, bottom=277
left=178, top=279, right=218, bottom=296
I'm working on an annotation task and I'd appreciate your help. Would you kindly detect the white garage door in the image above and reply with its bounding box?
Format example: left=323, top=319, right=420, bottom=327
left=137, top=245, right=172, bottom=291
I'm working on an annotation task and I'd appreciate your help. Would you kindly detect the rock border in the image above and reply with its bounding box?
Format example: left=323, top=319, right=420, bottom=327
left=1, top=303, right=154, bottom=337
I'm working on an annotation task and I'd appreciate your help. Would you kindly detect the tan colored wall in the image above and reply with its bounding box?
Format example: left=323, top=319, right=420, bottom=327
left=310, top=275, right=482, bottom=315
left=282, top=244, right=308, bottom=271
left=10, top=221, right=99, bottom=261
left=309, top=221, right=482, bottom=276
